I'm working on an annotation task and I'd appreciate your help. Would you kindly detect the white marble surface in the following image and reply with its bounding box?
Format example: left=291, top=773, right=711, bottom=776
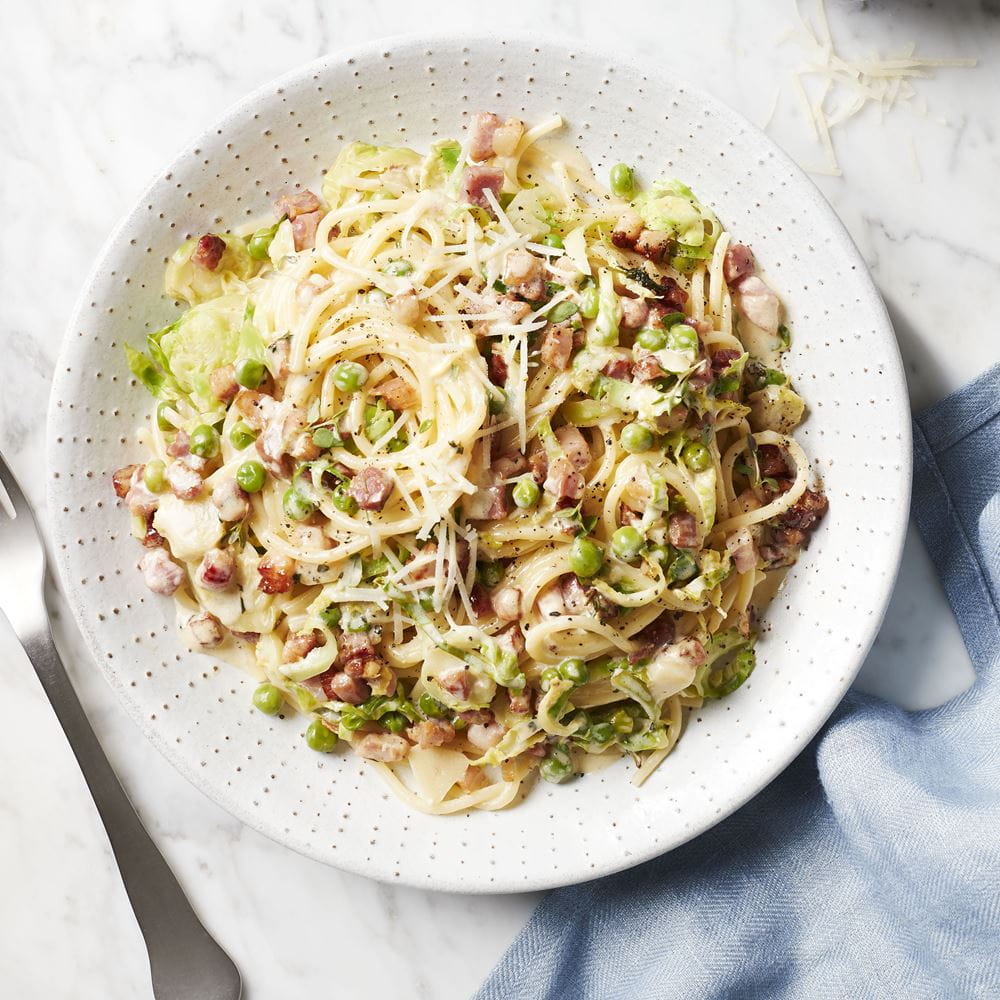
left=0, top=1, right=996, bottom=997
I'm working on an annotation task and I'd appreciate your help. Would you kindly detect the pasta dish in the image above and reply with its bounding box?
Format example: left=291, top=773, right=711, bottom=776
left=113, top=111, right=828, bottom=813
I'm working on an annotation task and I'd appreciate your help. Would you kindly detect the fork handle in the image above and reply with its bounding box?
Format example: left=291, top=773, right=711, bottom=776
left=23, top=624, right=240, bottom=999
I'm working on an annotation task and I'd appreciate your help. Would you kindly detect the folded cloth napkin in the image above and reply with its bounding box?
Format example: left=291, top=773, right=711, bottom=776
left=476, top=363, right=1000, bottom=1000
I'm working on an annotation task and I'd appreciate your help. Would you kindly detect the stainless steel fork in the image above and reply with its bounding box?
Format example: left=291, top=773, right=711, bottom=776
left=0, top=451, right=242, bottom=1000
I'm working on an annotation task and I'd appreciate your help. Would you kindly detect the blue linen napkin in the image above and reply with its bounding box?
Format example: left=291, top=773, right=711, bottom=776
left=476, top=364, right=1000, bottom=1000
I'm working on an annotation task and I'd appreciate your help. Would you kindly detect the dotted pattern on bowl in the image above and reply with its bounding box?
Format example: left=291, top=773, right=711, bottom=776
left=47, top=34, right=910, bottom=893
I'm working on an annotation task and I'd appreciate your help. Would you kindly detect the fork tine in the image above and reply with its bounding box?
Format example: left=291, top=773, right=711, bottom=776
left=0, top=450, right=34, bottom=524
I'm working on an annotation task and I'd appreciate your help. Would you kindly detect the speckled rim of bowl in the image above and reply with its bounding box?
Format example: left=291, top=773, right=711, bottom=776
left=46, top=30, right=911, bottom=892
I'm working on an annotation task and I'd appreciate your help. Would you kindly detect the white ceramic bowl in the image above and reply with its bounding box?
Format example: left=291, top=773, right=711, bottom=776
left=47, top=33, right=910, bottom=892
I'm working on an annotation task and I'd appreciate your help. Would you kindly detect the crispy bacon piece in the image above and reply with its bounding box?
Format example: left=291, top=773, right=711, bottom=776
left=555, top=425, right=591, bottom=471
left=492, top=586, right=522, bottom=622
left=611, top=209, right=643, bottom=249
left=543, top=456, right=584, bottom=508
left=125, top=476, right=160, bottom=517
left=212, top=478, right=250, bottom=522
left=668, top=512, right=698, bottom=549
left=724, top=243, right=755, bottom=286
left=777, top=489, right=829, bottom=533
left=112, top=465, right=139, bottom=499
left=655, top=275, right=689, bottom=311
left=321, top=671, right=370, bottom=705
left=711, top=348, right=742, bottom=375
left=462, top=165, right=504, bottom=209
left=165, top=460, right=203, bottom=501
left=282, top=630, right=321, bottom=663
left=726, top=527, right=759, bottom=573
left=628, top=615, right=676, bottom=663
left=620, top=297, right=649, bottom=330
left=192, top=234, right=226, bottom=271
left=469, top=111, right=502, bottom=160
left=274, top=190, right=322, bottom=219
left=467, top=721, right=505, bottom=751
left=338, top=631, right=376, bottom=666
left=407, top=719, right=456, bottom=748
left=209, top=364, right=239, bottom=404
left=757, top=444, right=790, bottom=479
left=291, top=211, right=322, bottom=251
left=493, top=452, right=528, bottom=481
left=141, top=515, right=163, bottom=548
left=466, top=484, right=510, bottom=521
left=188, top=611, right=225, bottom=648
left=436, top=665, right=473, bottom=701
left=459, top=765, right=491, bottom=792
left=257, top=552, right=295, bottom=594
left=140, top=547, right=184, bottom=596
left=528, top=449, right=548, bottom=486
left=355, top=733, right=410, bottom=762
left=196, top=548, right=235, bottom=591
left=635, top=229, right=671, bottom=262
left=632, top=350, right=666, bottom=383
left=736, top=276, right=781, bottom=335
left=601, top=357, right=632, bottom=381
left=487, top=347, right=509, bottom=386
left=540, top=323, right=574, bottom=370
left=497, top=623, right=525, bottom=656
left=347, top=467, right=394, bottom=511
left=503, top=249, right=546, bottom=301
left=372, top=376, right=418, bottom=411
left=470, top=584, right=493, bottom=619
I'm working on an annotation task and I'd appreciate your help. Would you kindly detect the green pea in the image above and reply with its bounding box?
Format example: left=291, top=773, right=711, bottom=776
left=252, top=683, right=283, bottom=715
left=419, top=692, right=447, bottom=719
left=512, top=476, right=540, bottom=509
left=247, top=222, right=279, bottom=260
left=580, top=285, right=600, bottom=319
left=189, top=424, right=220, bottom=459
left=234, top=357, right=265, bottom=389
left=156, top=401, right=175, bottom=432
left=609, top=162, right=635, bottom=199
left=366, top=288, right=388, bottom=306
left=331, top=483, right=358, bottom=514
left=764, top=368, right=787, bottom=386
left=543, top=232, right=565, bottom=249
left=569, top=536, right=604, bottom=578
left=636, top=327, right=667, bottom=351
left=384, top=259, right=414, bottom=276
left=611, top=525, right=644, bottom=561
left=558, top=657, right=589, bottom=685
left=318, top=605, right=342, bottom=629
left=609, top=708, right=634, bottom=733
left=540, top=748, right=573, bottom=784
left=382, top=712, right=407, bottom=734
left=620, top=423, right=654, bottom=454
left=312, top=426, right=337, bottom=450
left=666, top=324, right=698, bottom=353
left=333, top=361, right=369, bottom=394
left=229, top=421, right=257, bottom=450
left=668, top=551, right=699, bottom=582
left=682, top=441, right=712, bottom=472
left=283, top=487, right=315, bottom=521
left=236, top=460, right=265, bottom=493
left=589, top=721, right=616, bottom=744
left=489, top=387, right=507, bottom=416
left=476, top=560, right=505, bottom=589
left=305, top=719, right=338, bottom=752
left=540, top=666, right=560, bottom=691
left=143, top=459, right=166, bottom=494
